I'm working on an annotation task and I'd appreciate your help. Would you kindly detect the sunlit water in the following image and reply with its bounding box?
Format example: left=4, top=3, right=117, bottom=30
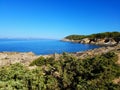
left=0, top=39, right=101, bottom=55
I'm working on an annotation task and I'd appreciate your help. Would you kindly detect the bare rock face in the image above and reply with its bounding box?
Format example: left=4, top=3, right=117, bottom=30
left=0, top=52, right=39, bottom=67
left=64, top=37, right=119, bottom=46
left=81, top=38, right=90, bottom=44
left=90, top=41, right=96, bottom=44
left=104, top=38, right=117, bottom=45
left=89, top=38, right=117, bottom=45
left=95, top=39, right=105, bottom=45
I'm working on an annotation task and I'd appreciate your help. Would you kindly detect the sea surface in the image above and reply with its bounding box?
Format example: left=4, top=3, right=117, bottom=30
left=0, top=39, right=101, bottom=55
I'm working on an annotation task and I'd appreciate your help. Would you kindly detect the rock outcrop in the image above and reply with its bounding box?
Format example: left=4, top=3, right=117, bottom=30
left=80, top=38, right=90, bottom=44
left=63, top=38, right=118, bottom=46
left=0, top=52, right=39, bottom=67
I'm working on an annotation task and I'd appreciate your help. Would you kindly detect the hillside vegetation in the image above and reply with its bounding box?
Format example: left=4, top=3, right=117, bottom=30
left=0, top=52, right=120, bottom=90
left=65, top=32, right=120, bottom=44
left=65, top=32, right=120, bottom=40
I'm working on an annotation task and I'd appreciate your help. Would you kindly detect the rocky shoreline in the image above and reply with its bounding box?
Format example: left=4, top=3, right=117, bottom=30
left=74, top=44, right=120, bottom=59
left=0, top=44, right=120, bottom=67
left=0, top=52, right=39, bottom=67
left=62, top=38, right=119, bottom=46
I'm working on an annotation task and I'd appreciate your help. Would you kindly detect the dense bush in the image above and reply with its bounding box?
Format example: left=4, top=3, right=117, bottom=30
left=0, top=52, right=120, bottom=90
left=30, top=56, right=54, bottom=66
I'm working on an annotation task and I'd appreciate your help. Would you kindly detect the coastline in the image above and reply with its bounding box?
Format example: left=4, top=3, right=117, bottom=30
left=62, top=38, right=119, bottom=46
left=0, top=44, right=120, bottom=67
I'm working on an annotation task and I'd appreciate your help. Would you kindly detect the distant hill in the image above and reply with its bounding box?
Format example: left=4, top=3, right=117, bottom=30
left=64, top=32, right=120, bottom=45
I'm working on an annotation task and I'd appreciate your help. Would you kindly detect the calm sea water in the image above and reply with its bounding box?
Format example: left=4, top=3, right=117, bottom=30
left=0, top=39, right=100, bottom=55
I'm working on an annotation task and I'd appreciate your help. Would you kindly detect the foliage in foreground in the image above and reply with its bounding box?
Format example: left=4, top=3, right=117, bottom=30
left=0, top=52, right=120, bottom=90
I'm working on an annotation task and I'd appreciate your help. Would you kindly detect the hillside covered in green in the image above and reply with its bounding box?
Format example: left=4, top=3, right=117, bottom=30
left=65, top=32, right=120, bottom=42
left=0, top=52, right=120, bottom=90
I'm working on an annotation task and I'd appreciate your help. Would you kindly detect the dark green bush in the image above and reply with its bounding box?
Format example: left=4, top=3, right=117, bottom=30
left=30, top=56, right=46, bottom=66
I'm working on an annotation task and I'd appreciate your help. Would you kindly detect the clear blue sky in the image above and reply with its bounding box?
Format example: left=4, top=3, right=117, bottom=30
left=0, top=0, right=120, bottom=39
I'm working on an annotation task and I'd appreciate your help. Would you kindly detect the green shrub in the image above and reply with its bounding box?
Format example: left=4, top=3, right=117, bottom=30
left=30, top=56, right=46, bottom=66
left=0, top=52, right=120, bottom=90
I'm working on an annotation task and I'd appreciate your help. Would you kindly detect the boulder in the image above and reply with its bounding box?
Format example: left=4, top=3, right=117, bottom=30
left=81, top=38, right=90, bottom=44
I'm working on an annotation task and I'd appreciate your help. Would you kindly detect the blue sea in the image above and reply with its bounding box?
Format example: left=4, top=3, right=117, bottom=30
left=0, top=39, right=100, bottom=55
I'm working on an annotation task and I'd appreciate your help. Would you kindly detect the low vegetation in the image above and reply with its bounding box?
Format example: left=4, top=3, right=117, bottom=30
left=0, top=52, right=120, bottom=90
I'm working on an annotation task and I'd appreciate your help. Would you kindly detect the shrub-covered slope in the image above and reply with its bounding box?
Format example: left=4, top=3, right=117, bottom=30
left=0, top=52, right=120, bottom=90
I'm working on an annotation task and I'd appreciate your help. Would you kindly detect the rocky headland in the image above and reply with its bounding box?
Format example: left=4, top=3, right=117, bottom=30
left=63, top=32, right=120, bottom=46
left=62, top=38, right=119, bottom=46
